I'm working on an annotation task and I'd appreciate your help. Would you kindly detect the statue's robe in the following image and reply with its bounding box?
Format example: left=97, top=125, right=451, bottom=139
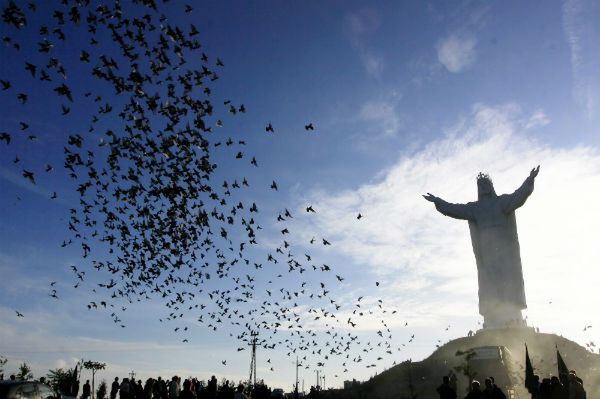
left=434, top=177, right=535, bottom=321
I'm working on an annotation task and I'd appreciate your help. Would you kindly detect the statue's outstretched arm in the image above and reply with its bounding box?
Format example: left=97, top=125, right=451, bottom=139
left=423, top=193, right=473, bottom=220
left=503, top=165, right=539, bottom=214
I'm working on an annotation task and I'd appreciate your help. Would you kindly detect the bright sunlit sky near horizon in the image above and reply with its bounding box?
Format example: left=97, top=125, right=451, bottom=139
left=1, top=0, right=600, bottom=392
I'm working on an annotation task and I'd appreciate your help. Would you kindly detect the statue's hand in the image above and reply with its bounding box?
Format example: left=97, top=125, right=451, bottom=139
left=529, top=165, right=540, bottom=179
left=423, top=193, right=439, bottom=204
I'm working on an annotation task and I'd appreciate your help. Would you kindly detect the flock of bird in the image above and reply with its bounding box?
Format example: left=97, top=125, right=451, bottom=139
left=0, top=0, right=419, bottom=376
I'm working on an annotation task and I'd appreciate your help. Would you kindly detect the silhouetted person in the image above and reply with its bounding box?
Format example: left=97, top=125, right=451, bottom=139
left=179, top=380, right=195, bottom=399
left=136, top=380, right=144, bottom=399
left=152, top=378, right=161, bottom=399
left=437, top=376, right=457, bottom=399
left=483, top=378, right=506, bottom=399
left=111, top=377, right=120, bottom=399
left=233, top=384, right=247, bottom=399
left=528, top=375, right=540, bottom=399
left=490, top=377, right=506, bottom=399
left=217, top=380, right=234, bottom=399
left=450, top=372, right=458, bottom=394
left=464, top=381, right=483, bottom=399
left=130, top=378, right=138, bottom=399
left=144, top=379, right=154, bottom=399
left=193, top=380, right=202, bottom=397
left=206, top=376, right=217, bottom=398
left=549, top=376, right=567, bottom=399
left=169, top=377, right=179, bottom=399
left=539, top=378, right=551, bottom=399
left=82, top=380, right=91, bottom=399
left=10, top=375, right=16, bottom=381
left=161, top=379, right=168, bottom=399
left=120, top=378, right=131, bottom=399
left=567, top=372, right=585, bottom=399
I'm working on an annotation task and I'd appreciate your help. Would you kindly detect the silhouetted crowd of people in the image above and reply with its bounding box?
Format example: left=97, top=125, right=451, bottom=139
left=436, top=370, right=587, bottom=399
left=527, top=371, right=586, bottom=399
left=102, top=375, right=265, bottom=399
left=437, top=375, right=507, bottom=399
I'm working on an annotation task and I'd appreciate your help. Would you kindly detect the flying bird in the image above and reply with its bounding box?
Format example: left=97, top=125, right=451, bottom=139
left=22, top=170, right=35, bottom=184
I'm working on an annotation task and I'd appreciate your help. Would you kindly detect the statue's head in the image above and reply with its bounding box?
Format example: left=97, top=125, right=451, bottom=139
left=477, top=172, right=496, bottom=198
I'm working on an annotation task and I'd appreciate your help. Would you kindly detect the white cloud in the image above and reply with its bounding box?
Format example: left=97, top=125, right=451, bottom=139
left=290, top=103, right=600, bottom=349
left=436, top=33, right=477, bottom=73
left=524, top=109, right=550, bottom=129
left=358, top=99, right=401, bottom=137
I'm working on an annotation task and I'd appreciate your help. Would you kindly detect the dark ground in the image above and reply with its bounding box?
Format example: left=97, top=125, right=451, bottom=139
left=350, top=327, right=599, bottom=399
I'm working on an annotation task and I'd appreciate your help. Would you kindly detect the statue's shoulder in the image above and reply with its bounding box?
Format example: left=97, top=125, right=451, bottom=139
left=497, top=193, right=512, bottom=204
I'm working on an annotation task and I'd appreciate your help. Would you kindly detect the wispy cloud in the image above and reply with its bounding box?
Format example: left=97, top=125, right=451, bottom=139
left=358, top=98, right=401, bottom=138
left=344, top=8, right=384, bottom=79
left=562, top=0, right=600, bottom=119
left=524, top=109, right=550, bottom=130
left=0, top=166, right=56, bottom=201
left=359, top=50, right=384, bottom=79
left=289, top=103, right=600, bottom=345
left=436, top=33, right=477, bottom=73
left=346, top=8, right=380, bottom=35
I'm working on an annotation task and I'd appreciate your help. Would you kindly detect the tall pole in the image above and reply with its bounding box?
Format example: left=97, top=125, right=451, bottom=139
left=294, top=356, right=299, bottom=399
left=248, top=331, right=259, bottom=398
left=316, top=370, right=319, bottom=391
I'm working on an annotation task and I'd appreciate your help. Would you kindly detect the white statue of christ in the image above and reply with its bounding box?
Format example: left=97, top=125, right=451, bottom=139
left=423, top=166, right=540, bottom=329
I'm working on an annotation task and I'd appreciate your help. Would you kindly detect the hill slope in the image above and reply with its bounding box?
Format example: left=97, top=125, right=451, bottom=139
left=359, top=327, right=599, bottom=399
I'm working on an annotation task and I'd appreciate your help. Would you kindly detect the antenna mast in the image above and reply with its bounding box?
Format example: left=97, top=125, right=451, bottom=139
left=248, top=331, right=259, bottom=395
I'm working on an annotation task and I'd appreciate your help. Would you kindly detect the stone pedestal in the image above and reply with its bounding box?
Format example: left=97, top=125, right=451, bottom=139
left=482, top=303, right=526, bottom=329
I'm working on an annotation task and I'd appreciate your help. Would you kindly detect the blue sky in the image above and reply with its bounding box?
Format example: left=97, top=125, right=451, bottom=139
left=1, top=0, right=600, bottom=392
